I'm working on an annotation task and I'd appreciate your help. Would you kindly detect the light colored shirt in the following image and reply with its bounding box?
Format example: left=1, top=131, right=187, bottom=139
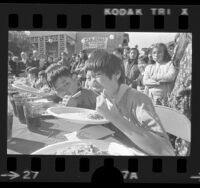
left=143, top=61, right=177, bottom=100
left=113, top=84, right=174, bottom=154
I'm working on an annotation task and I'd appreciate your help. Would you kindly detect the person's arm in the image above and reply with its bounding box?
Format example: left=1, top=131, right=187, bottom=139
left=96, top=94, right=175, bottom=156
left=156, top=62, right=177, bottom=82
left=143, top=66, right=160, bottom=86
left=135, top=97, right=175, bottom=155
left=110, top=111, right=175, bottom=156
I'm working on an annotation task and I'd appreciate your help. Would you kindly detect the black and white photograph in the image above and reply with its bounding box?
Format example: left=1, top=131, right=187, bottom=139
left=7, top=31, right=192, bottom=156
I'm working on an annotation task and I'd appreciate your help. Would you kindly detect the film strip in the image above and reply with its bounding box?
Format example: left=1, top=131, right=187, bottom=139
left=0, top=3, right=200, bottom=184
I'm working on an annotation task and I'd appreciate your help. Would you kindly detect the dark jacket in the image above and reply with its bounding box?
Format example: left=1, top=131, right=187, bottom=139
left=124, top=59, right=140, bottom=88
left=8, top=60, right=19, bottom=76
left=57, top=58, right=71, bottom=68
left=17, top=61, right=27, bottom=73
left=28, top=59, right=40, bottom=69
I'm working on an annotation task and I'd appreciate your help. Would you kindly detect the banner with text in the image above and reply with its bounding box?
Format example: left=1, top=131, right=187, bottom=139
left=82, top=37, right=108, bottom=50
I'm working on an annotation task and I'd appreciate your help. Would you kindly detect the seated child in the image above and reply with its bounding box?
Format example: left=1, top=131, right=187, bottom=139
left=85, top=49, right=175, bottom=156
left=26, top=67, right=39, bottom=87
left=47, top=66, right=97, bottom=110
left=35, top=70, right=51, bottom=92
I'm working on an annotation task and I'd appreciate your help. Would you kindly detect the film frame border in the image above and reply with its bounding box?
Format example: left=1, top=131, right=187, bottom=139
left=0, top=3, right=199, bottom=183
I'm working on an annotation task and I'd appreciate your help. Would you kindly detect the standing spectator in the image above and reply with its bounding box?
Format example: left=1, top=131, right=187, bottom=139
left=8, top=54, right=19, bottom=77
left=143, top=43, right=177, bottom=105
left=133, top=55, right=149, bottom=93
left=124, top=47, right=140, bottom=88
left=28, top=50, right=40, bottom=69
left=75, top=50, right=88, bottom=87
left=20, top=52, right=28, bottom=66
left=18, top=52, right=29, bottom=75
left=123, top=46, right=130, bottom=60
left=40, top=56, right=51, bottom=70
left=71, top=55, right=80, bottom=73
left=113, top=47, right=123, bottom=60
left=39, top=57, right=47, bottom=71
left=57, top=51, right=71, bottom=68
left=147, top=48, right=156, bottom=65
left=47, top=56, right=54, bottom=65
left=79, top=50, right=88, bottom=65
left=71, top=54, right=77, bottom=62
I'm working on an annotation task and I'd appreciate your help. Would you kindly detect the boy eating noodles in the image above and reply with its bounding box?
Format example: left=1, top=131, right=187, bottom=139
left=47, top=66, right=97, bottom=110
left=85, top=49, right=175, bottom=156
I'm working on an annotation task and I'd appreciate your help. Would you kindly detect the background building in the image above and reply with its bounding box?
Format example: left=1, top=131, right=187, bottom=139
left=28, top=31, right=76, bottom=59
left=28, top=31, right=129, bottom=58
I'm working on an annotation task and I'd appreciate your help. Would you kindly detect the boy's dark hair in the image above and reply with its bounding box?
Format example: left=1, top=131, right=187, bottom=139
left=113, top=48, right=123, bottom=55
left=28, top=67, right=39, bottom=77
left=38, top=70, right=47, bottom=78
left=45, top=63, right=62, bottom=75
left=47, top=66, right=72, bottom=88
left=152, top=43, right=171, bottom=62
left=85, top=49, right=125, bottom=84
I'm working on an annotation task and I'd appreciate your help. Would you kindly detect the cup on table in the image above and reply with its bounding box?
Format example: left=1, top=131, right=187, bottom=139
left=23, top=100, right=44, bottom=131
left=13, top=94, right=27, bottom=124
left=8, top=90, right=19, bottom=117
left=7, top=110, right=13, bottom=141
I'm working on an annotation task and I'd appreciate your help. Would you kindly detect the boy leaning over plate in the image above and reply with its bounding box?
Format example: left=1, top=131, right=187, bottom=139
left=85, top=49, right=175, bottom=156
left=47, top=66, right=97, bottom=110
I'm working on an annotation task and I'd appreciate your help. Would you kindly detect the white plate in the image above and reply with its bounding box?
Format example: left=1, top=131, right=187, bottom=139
left=46, top=106, right=109, bottom=124
left=31, top=140, right=146, bottom=156
left=12, top=83, right=45, bottom=96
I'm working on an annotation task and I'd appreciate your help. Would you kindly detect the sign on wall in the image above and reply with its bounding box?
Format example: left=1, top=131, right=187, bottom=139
left=82, top=37, right=108, bottom=50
